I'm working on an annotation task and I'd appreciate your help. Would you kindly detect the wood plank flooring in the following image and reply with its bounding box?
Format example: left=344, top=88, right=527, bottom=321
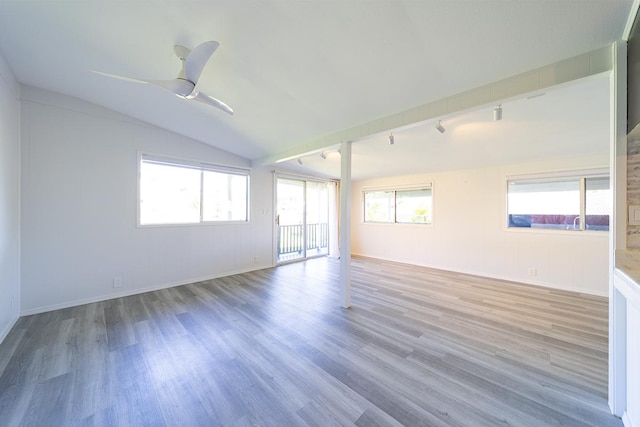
left=0, top=256, right=621, bottom=426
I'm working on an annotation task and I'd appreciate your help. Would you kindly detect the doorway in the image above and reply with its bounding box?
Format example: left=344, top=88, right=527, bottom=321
left=276, top=177, right=329, bottom=263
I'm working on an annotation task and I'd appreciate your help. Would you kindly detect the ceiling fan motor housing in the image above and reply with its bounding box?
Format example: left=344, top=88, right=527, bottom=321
left=173, top=78, right=196, bottom=97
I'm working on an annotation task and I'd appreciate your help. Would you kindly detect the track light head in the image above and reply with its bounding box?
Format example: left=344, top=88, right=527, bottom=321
left=297, top=157, right=303, bottom=165
left=320, top=152, right=327, bottom=160
left=494, top=104, right=502, bottom=121
left=435, top=120, right=445, bottom=134
left=389, top=133, right=394, bottom=145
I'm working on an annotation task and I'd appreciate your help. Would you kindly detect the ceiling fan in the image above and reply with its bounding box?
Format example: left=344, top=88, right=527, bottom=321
left=93, top=41, right=233, bottom=115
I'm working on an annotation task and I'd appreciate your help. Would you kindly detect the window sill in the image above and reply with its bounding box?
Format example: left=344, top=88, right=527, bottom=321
left=503, top=226, right=608, bottom=236
left=138, top=221, right=250, bottom=229
left=362, top=221, right=433, bottom=228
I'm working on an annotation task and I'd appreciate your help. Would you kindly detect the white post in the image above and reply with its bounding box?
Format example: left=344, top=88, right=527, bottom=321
left=339, top=141, right=352, bottom=308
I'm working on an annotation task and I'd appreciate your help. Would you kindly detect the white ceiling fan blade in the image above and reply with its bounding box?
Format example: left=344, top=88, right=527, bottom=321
left=185, top=41, right=220, bottom=83
left=90, top=70, right=151, bottom=85
left=192, top=91, right=234, bottom=115
left=91, top=70, right=194, bottom=96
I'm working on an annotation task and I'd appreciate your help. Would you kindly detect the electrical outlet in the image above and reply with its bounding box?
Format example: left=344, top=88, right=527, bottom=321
left=254, top=257, right=261, bottom=265
left=528, top=267, right=537, bottom=277
left=10, top=298, right=14, bottom=310
left=113, top=276, right=123, bottom=288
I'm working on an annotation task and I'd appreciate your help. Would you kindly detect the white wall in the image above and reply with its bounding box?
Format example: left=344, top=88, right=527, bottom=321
left=20, top=87, right=274, bottom=314
left=0, top=53, right=20, bottom=342
left=352, top=154, right=610, bottom=296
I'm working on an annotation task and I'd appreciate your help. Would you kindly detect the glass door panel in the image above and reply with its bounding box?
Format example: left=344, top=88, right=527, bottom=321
left=306, top=181, right=329, bottom=257
left=277, top=178, right=305, bottom=262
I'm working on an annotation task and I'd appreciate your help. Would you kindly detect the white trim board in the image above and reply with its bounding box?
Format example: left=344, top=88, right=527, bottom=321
left=20, top=263, right=274, bottom=317
left=352, top=253, right=610, bottom=298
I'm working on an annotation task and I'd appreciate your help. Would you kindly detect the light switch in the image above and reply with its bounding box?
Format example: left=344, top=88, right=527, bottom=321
left=629, top=205, right=640, bottom=225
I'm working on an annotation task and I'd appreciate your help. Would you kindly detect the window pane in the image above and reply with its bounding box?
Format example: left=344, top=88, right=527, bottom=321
left=202, top=171, right=248, bottom=221
left=507, top=179, right=580, bottom=229
left=140, top=161, right=201, bottom=225
left=586, top=177, right=610, bottom=231
left=396, top=189, right=432, bottom=224
left=364, top=191, right=394, bottom=222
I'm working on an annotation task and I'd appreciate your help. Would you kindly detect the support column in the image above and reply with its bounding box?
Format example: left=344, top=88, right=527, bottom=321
left=339, top=141, right=352, bottom=308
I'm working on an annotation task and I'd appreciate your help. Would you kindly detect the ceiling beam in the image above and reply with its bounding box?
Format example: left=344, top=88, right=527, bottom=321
left=252, top=45, right=614, bottom=168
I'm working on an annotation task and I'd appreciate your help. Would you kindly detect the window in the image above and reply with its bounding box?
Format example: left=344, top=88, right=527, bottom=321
left=507, top=172, right=609, bottom=231
left=139, top=154, right=249, bottom=225
left=364, top=186, right=432, bottom=224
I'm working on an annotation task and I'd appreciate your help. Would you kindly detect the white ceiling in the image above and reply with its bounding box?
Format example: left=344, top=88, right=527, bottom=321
left=0, top=1, right=632, bottom=176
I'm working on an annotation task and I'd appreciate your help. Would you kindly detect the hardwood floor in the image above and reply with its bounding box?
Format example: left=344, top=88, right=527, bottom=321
left=0, top=256, right=621, bottom=426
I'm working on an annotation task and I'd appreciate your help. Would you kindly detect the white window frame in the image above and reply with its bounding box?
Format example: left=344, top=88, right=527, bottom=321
left=505, top=168, right=610, bottom=233
left=362, top=184, right=433, bottom=225
left=138, top=152, right=250, bottom=227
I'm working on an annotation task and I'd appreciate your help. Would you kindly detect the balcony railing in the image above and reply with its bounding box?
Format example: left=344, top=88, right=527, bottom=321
left=277, top=223, right=328, bottom=255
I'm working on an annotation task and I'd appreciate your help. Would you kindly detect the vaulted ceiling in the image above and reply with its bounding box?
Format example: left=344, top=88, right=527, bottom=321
left=0, top=1, right=633, bottom=179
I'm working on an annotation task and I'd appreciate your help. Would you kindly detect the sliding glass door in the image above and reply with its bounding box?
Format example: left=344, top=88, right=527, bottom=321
left=276, top=177, right=329, bottom=263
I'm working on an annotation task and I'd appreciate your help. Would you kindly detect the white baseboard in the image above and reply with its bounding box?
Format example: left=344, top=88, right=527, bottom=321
left=351, top=253, right=608, bottom=297
left=0, top=314, right=19, bottom=346
left=20, top=263, right=274, bottom=316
